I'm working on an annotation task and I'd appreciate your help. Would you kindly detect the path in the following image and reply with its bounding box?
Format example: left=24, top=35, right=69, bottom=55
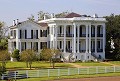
left=51, top=76, right=120, bottom=81
left=101, top=62, right=119, bottom=66
left=67, top=63, right=88, bottom=68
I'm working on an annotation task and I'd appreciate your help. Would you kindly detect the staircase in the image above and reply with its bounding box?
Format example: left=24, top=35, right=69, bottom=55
left=91, top=53, right=104, bottom=62
left=68, top=53, right=74, bottom=62
left=60, top=54, right=67, bottom=62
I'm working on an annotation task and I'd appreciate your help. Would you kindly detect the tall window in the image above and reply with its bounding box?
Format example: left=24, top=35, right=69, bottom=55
left=31, top=30, right=33, bottom=39
left=25, top=30, right=27, bottom=39
left=19, top=30, right=22, bottom=39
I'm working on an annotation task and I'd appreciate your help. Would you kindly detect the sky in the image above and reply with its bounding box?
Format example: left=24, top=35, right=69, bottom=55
left=0, top=0, right=120, bottom=26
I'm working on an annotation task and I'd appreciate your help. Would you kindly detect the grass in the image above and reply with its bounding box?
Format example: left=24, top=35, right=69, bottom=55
left=6, top=61, right=73, bottom=70
left=108, top=61, right=120, bottom=65
left=6, top=72, right=120, bottom=81
left=75, top=62, right=111, bottom=66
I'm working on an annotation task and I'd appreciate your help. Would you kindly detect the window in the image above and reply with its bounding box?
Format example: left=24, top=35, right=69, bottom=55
left=31, top=30, right=33, bottom=39
left=25, top=30, right=27, bottom=39
left=19, top=30, right=22, bottom=39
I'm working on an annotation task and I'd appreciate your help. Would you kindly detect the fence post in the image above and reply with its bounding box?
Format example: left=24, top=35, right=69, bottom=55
left=105, top=67, right=107, bottom=73
left=37, top=70, right=39, bottom=77
left=58, top=69, right=60, bottom=76
left=78, top=68, right=80, bottom=75
left=48, top=69, right=50, bottom=77
left=96, top=66, right=98, bottom=74
left=87, top=67, right=89, bottom=74
left=14, top=71, right=16, bottom=80
left=26, top=70, right=28, bottom=78
left=68, top=68, right=70, bottom=75
left=114, top=66, right=115, bottom=72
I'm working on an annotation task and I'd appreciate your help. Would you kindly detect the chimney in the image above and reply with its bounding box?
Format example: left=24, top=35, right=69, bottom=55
left=43, top=14, right=46, bottom=20
left=13, top=20, right=16, bottom=26
left=51, top=13, right=54, bottom=18
left=16, top=19, right=19, bottom=25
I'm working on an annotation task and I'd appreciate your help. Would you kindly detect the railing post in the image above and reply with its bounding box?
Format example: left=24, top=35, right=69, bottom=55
left=68, top=68, right=70, bottom=75
left=48, top=69, right=49, bottom=77
left=26, top=70, right=28, bottom=78
left=105, top=67, right=107, bottom=73
left=14, top=71, right=16, bottom=80
left=87, top=67, right=89, bottom=74
left=58, top=69, right=60, bottom=76
left=114, top=66, right=115, bottom=72
left=96, top=66, right=98, bottom=74
left=78, top=68, right=80, bottom=75
left=37, top=70, right=39, bottom=77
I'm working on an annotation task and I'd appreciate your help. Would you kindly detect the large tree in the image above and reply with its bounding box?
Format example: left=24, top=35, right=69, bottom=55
left=105, top=14, right=120, bottom=60
left=0, top=50, right=10, bottom=73
left=40, top=48, right=61, bottom=68
left=20, top=49, right=36, bottom=69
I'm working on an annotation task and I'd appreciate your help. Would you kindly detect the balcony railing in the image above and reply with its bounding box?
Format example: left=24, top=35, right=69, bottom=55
left=97, top=34, right=103, bottom=37
left=57, top=34, right=64, bottom=37
left=91, top=34, right=95, bottom=37
left=66, top=34, right=74, bottom=37
left=80, top=34, right=86, bottom=37
left=97, top=49, right=103, bottom=52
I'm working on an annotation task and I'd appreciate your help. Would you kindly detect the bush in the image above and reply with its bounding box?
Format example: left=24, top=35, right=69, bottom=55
left=12, top=49, right=20, bottom=61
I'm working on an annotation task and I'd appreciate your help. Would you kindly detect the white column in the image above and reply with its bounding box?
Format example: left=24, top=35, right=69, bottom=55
left=77, top=25, right=80, bottom=53
left=55, top=25, right=57, bottom=49
left=73, top=23, right=76, bottom=53
left=53, top=26, right=55, bottom=48
left=38, top=42, right=40, bottom=52
left=19, top=42, right=21, bottom=52
left=38, top=29, right=40, bottom=39
left=86, top=25, right=88, bottom=53
left=64, top=25, right=66, bottom=53
left=89, top=25, right=91, bottom=53
left=72, top=26, right=74, bottom=52
left=103, top=24, right=105, bottom=53
left=95, top=25, right=97, bottom=54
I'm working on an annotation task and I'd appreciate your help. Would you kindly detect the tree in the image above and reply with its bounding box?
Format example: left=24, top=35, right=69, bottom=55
left=105, top=14, right=120, bottom=60
left=12, top=49, right=20, bottom=61
left=40, top=48, right=61, bottom=68
left=27, top=14, right=35, bottom=21
left=0, top=50, right=10, bottom=73
left=20, top=49, right=36, bottom=69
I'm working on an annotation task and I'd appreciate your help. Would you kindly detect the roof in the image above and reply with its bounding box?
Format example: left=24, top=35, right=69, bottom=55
left=65, top=12, right=81, bottom=18
left=37, top=23, right=48, bottom=27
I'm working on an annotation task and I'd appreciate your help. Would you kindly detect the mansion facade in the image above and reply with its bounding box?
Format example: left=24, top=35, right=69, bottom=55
left=8, top=12, right=106, bottom=62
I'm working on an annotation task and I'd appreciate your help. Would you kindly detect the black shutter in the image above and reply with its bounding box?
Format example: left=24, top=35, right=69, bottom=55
left=60, top=26, right=62, bottom=34
left=25, top=30, right=27, bottom=39
left=20, top=30, right=22, bottom=39
left=47, top=27, right=49, bottom=35
left=31, top=30, right=33, bottom=39
left=40, top=30, right=42, bottom=37
left=25, top=42, right=26, bottom=50
left=36, top=30, right=38, bottom=39
left=31, top=42, right=32, bottom=49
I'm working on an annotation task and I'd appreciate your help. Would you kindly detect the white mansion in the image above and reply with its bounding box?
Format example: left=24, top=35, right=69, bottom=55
left=8, top=12, right=106, bottom=61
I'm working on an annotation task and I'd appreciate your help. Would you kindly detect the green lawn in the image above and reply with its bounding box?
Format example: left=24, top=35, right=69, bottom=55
left=75, top=62, right=111, bottom=66
left=6, top=61, right=73, bottom=70
left=11, top=72, right=120, bottom=81
left=108, top=61, right=120, bottom=65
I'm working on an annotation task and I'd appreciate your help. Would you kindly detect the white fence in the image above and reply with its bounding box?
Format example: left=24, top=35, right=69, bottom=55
left=1, top=66, right=120, bottom=80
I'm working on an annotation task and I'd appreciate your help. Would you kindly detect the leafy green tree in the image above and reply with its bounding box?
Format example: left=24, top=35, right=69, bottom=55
left=40, top=48, right=61, bottom=68
left=105, top=14, right=120, bottom=60
left=0, top=50, right=10, bottom=73
left=20, top=49, right=36, bottom=69
left=12, top=49, right=20, bottom=61
left=27, top=14, right=35, bottom=21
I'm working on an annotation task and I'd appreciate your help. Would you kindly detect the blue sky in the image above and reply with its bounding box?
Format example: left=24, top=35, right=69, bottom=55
left=0, top=0, right=120, bottom=26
